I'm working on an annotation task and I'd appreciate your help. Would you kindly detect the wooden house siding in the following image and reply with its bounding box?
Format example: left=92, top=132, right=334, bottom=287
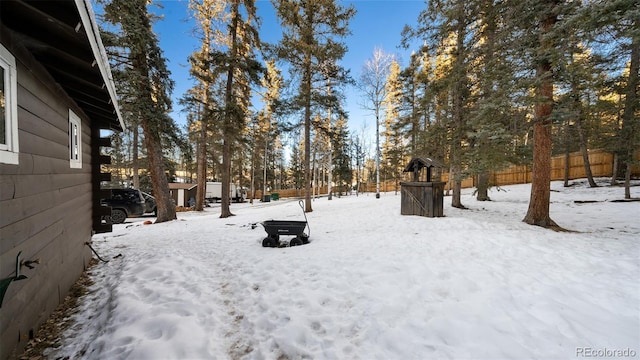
left=0, top=41, right=94, bottom=358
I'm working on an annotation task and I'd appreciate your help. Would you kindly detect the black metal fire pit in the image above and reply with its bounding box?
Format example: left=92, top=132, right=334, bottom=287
left=261, top=200, right=310, bottom=247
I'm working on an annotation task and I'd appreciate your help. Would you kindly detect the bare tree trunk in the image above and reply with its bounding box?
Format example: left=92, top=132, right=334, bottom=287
left=476, top=172, right=490, bottom=201
left=445, top=166, right=452, bottom=196
left=220, top=0, right=241, bottom=218
left=610, top=152, right=619, bottom=185
left=624, top=164, right=632, bottom=199
left=450, top=1, right=466, bottom=209
left=523, top=0, right=559, bottom=228
left=563, top=150, right=570, bottom=187
left=576, top=119, right=597, bottom=187
left=394, top=175, right=398, bottom=195
left=303, top=16, right=313, bottom=213
left=524, top=115, right=557, bottom=227
left=304, top=76, right=313, bottom=212
left=195, top=105, right=207, bottom=211
left=132, top=125, right=140, bottom=189
left=621, top=35, right=639, bottom=199
left=375, top=111, right=381, bottom=199
left=221, top=139, right=233, bottom=217
left=250, top=146, right=255, bottom=205
left=263, top=136, right=268, bottom=201
left=562, top=117, right=571, bottom=187
left=572, top=85, right=597, bottom=188
left=327, top=82, right=333, bottom=201
left=452, top=176, right=464, bottom=208
left=141, top=118, right=176, bottom=223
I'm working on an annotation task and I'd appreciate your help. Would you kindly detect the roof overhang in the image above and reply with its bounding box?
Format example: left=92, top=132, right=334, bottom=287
left=403, top=157, right=446, bottom=173
left=0, top=0, right=124, bottom=131
left=169, top=183, right=198, bottom=191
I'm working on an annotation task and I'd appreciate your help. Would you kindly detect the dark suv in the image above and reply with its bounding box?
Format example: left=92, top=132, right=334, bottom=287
left=102, top=188, right=146, bottom=224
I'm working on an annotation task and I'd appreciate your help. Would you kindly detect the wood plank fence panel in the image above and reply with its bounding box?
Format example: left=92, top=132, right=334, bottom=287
left=251, top=150, right=637, bottom=200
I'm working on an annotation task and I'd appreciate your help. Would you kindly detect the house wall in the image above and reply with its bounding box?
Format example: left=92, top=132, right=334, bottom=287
left=0, top=38, right=93, bottom=359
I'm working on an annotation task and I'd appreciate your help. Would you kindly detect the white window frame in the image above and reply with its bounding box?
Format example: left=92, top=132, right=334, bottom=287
left=69, top=109, right=82, bottom=169
left=0, top=43, right=19, bottom=165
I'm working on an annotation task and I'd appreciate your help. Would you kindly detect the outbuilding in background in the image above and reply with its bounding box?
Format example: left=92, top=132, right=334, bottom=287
left=400, top=157, right=446, bottom=218
left=169, top=183, right=198, bottom=207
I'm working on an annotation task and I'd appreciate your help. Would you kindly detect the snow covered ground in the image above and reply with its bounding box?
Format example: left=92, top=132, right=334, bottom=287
left=48, top=179, right=639, bottom=360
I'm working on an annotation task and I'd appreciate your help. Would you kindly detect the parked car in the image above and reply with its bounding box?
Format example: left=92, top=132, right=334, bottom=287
left=101, top=188, right=146, bottom=224
left=141, top=191, right=157, bottom=216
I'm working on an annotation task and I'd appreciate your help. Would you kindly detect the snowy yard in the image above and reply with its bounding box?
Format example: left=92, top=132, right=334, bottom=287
left=49, top=180, right=639, bottom=360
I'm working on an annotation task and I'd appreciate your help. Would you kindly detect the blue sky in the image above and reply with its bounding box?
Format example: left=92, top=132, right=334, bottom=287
left=148, top=0, right=426, bottom=139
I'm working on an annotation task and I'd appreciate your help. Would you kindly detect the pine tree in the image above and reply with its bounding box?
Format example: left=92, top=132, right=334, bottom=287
left=466, top=0, right=514, bottom=201
left=582, top=0, right=639, bottom=198
left=522, top=0, right=561, bottom=227
left=289, top=141, right=304, bottom=191
left=404, top=0, right=475, bottom=208
left=332, top=116, right=352, bottom=196
left=101, top=0, right=179, bottom=223
left=188, top=0, right=263, bottom=217
left=397, top=48, right=452, bottom=165
left=512, top=0, right=578, bottom=228
left=555, top=43, right=604, bottom=188
left=187, top=0, right=220, bottom=211
left=272, top=0, right=355, bottom=212
left=215, top=0, right=263, bottom=217
left=398, top=49, right=431, bottom=158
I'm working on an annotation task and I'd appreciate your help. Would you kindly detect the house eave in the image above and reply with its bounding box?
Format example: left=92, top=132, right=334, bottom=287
left=0, top=0, right=124, bottom=131
left=74, top=0, right=125, bottom=131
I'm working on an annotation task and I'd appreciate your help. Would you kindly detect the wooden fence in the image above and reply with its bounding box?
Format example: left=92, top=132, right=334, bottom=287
left=250, top=149, right=638, bottom=199
left=248, top=187, right=328, bottom=201
left=492, top=150, right=616, bottom=186
left=365, top=149, right=638, bottom=192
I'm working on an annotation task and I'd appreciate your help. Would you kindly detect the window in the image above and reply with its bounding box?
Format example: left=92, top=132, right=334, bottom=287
left=0, top=43, right=19, bottom=164
left=69, top=109, right=82, bottom=168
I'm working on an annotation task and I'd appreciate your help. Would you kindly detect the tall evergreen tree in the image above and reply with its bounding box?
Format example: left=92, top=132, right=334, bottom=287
left=398, top=49, right=432, bottom=158
left=466, top=0, right=514, bottom=201
left=555, top=43, right=604, bottom=188
left=332, top=115, right=352, bottom=195
left=397, top=48, right=451, bottom=164
left=188, top=0, right=220, bottom=211
left=289, top=141, right=304, bottom=190
left=215, top=0, right=263, bottom=218
left=187, top=0, right=262, bottom=216
left=513, top=0, right=577, bottom=228
left=403, top=0, right=475, bottom=208
left=272, top=0, right=355, bottom=212
left=101, top=0, right=179, bottom=223
left=582, top=0, right=639, bottom=198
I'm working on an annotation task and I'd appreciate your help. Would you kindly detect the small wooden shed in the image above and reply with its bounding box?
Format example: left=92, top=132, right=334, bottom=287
left=400, top=157, right=446, bottom=218
left=169, top=183, right=198, bottom=207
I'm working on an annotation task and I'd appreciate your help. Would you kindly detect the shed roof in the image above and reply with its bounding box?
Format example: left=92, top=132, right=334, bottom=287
left=169, top=183, right=198, bottom=191
left=403, top=157, right=446, bottom=173
left=0, top=0, right=124, bottom=131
